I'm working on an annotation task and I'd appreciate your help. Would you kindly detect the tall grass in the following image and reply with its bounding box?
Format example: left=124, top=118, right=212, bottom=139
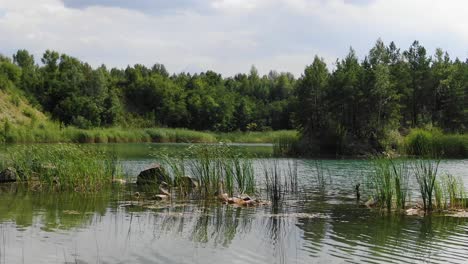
left=262, top=159, right=299, bottom=205
left=404, top=128, right=468, bottom=158
left=2, top=123, right=298, bottom=145
left=414, top=159, right=440, bottom=211
left=368, top=159, right=410, bottom=210
left=273, top=132, right=300, bottom=156
left=160, top=144, right=257, bottom=197
left=3, top=144, right=121, bottom=191
left=435, top=174, right=467, bottom=209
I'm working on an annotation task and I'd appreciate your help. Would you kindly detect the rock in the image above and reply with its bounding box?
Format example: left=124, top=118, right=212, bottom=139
left=112, top=178, right=127, bottom=184
left=176, top=176, right=199, bottom=188
left=406, top=207, right=425, bottom=216
left=365, top=198, right=378, bottom=208
left=218, top=193, right=229, bottom=203
left=152, top=194, right=169, bottom=201
left=240, top=194, right=252, bottom=201
left=136, top=164, right=169, bottom=185
left=159, top=182, right=171, bottom=196
left=0, top=168, right=18, bottom=183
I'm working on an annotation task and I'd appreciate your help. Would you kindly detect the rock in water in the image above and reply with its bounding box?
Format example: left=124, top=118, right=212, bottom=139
left=152, top=194, right=169, bottom=201
left=136, top=165, right=169, bottom=185
left=0, top=168, right=18, bottom=183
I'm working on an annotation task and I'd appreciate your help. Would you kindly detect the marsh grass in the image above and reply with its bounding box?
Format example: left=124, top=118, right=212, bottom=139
left=159, top=144, right=257, bottom=197
left=435, top=174, right=467, bottom=209
left=4, top=144, right=122, bottom=192
left=404, top=128, right=468, bottom=158
left=312, top=160, right=329, bottom=192
left=369, top=159, right=410, bottom=210
left=414, top=159, right=440, bottom=211
left=273, top=133, right=300, bottom=156
left=262, top=159, right=299, bottom=205
left=5, top=124, right=297, bottom=145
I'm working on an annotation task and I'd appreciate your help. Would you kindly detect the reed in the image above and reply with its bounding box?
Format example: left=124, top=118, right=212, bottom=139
left=273, top=133, right=300, bottom=156
left=414, top=159, right=440, bottom=211
left=263, top=160, right=282, bottom=204
left=159, top=144, right=257, bottom=197
left=438, top=174, right=467, bottom=209
left=404, top=128, right=468, bottom=158
left=4, top=144, right=122, bottom=192
left=368, top=159, right=410, bottom=210
left=391, top=160, right=410, bottom=209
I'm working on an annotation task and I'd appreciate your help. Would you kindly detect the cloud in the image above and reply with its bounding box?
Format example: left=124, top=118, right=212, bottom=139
left=0, top=0, right=467, bottom=77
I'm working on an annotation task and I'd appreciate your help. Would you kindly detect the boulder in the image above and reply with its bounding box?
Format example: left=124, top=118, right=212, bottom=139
left=136, top=164, right=169, bottom=185
left=0, top=168, right=18, bottom=183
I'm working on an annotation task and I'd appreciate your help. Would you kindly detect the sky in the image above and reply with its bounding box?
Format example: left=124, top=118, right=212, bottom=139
left=0, top=0, right=467, bottom=77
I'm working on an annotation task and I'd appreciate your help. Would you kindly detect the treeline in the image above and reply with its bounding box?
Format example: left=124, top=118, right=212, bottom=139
left=296, top=40, right=467, bottom=154
left=0, top=39, right=467, bottom=153
left=1, top=50, right=294, bottom=131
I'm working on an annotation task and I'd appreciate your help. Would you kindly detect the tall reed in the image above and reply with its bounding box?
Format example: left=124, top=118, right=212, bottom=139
left=4, top=144, right=121, bottom=191
left=368, top=159, right=410, bottom=210
left=414, top=159, right=440, bottom=211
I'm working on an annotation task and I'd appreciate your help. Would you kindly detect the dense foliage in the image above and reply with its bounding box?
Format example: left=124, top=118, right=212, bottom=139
left=0, top=39, right=467, bottom=153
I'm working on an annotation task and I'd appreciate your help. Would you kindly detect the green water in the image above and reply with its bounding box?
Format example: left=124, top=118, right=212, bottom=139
left=0, top=143, right=467, bottom=264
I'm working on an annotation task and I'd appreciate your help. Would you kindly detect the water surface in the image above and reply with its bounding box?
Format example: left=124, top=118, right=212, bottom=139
left=1, top=143, right=467, bottom=264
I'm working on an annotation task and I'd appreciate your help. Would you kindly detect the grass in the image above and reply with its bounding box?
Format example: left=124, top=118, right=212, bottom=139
left=404, top=128, right=468, bottom=158
left=262, top=159, right=299, bottom=205
left=435, top=174, right=467, bottom=209
left=158, top=144, right=257, bottom=197
left=368, top=159, right=410, bottom=210
left=1, top=122, right=297, bottom=144
left=217, top=130, right=298, bottom=144
left=273, top=132, right=301, bottom=156
left=1, top=144, right=122, bottom=192
left=414, top=159, right=440, bottom=211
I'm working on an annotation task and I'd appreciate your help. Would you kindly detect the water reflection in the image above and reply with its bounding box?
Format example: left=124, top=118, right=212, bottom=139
left=1, top=152, right=468, bottom=263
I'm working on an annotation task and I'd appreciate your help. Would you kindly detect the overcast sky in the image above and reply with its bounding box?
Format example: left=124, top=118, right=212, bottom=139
left=0, top=0, right=467, bottom=76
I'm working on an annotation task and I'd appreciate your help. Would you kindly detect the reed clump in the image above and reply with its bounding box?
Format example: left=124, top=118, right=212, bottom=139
left=368, top=159, right=410, bottom=210
left=404, top=128, right=468, bottom=158
left=3, top=144, right=122, bottom=192
left=159, top=144, right=257, bottom=197
left=262, top=159, right=298, bottom=205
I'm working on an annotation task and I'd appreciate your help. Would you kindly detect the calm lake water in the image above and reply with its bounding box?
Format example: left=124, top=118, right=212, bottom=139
left=1, top=143, right=468, bottom=264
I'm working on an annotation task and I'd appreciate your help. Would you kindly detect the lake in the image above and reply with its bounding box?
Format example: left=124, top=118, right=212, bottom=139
left=0, top=143, right=467, bottom=264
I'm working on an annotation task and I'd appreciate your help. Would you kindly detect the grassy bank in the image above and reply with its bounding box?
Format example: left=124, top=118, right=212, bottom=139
left=1, top=123, right=297, bottom=144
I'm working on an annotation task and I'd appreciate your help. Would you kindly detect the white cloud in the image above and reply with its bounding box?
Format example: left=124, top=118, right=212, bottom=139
left=0, top=0, right=467, bottom=77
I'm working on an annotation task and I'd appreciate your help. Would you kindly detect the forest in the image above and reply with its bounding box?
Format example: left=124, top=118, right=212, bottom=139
left=0, top=39, right=467, bottom=154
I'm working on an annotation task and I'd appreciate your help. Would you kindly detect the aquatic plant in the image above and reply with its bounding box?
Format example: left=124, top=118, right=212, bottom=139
left=414, top=159, right=440, bottom=211
left=263, top=160, right=282, bottom=204
left=391, top=160, right=410, bottom=209
left=437, top=174, right=467, bottom=209
left=312, top=160, right=328, bottom=192
left=404, top=128, right=468, bottom=158
left=262, top=159, right=299, bottom=205
left=273, top=132, right=300, bottom=156
left=159, top=144, right=257, bottom=197
left=368, top=159, right=410, bottom=210
left=4, top=144, right=122, bottom=192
